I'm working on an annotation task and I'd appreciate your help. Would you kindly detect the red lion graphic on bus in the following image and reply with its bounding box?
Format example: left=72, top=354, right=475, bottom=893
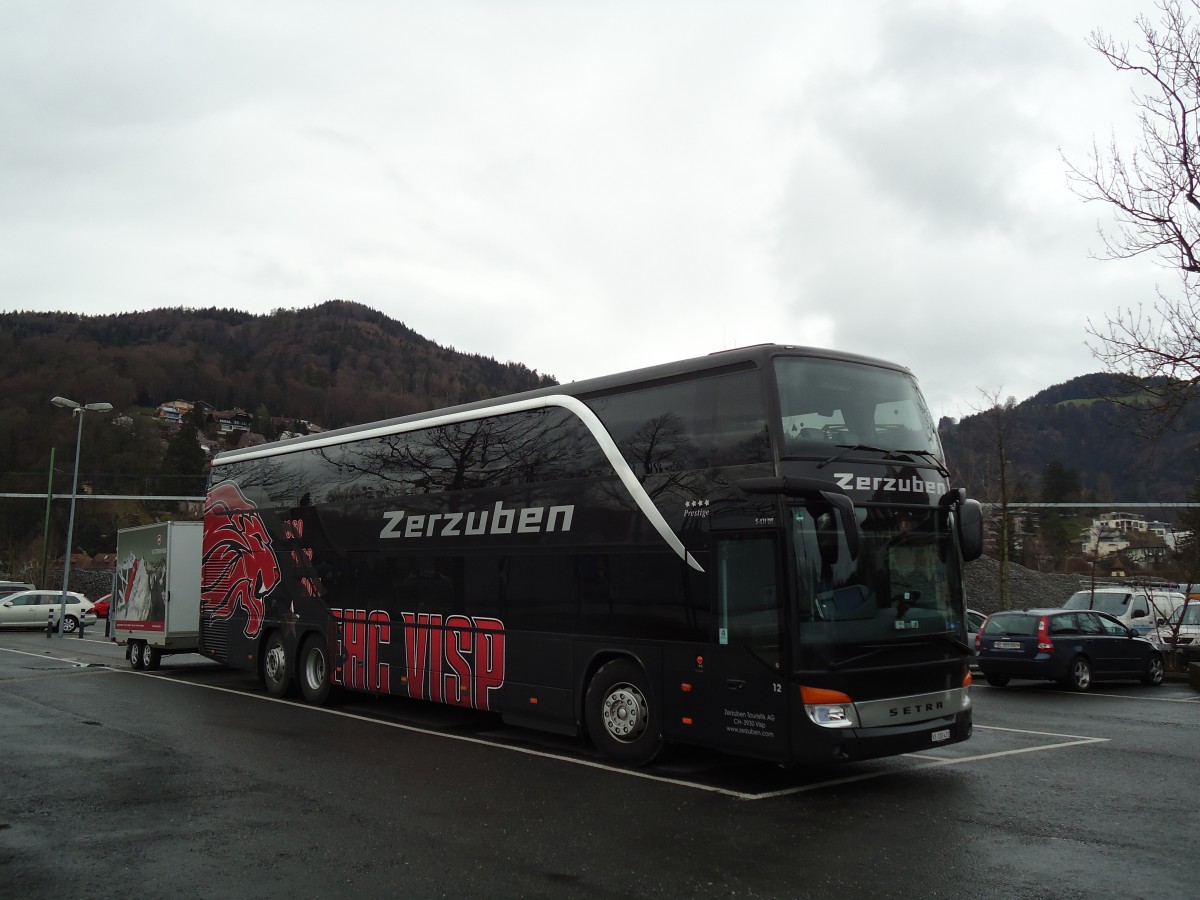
left=202, top=481, right=280, bottom=639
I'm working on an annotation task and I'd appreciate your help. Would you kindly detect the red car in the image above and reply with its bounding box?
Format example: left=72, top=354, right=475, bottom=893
left=93, top=594, right=111, bottom=618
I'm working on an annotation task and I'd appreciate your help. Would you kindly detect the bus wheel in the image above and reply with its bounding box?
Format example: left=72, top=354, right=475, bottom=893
left=261, top=633, right=292, bottom=698
left=298, top=635, right=338, bottom=705
left=141, top=643, right=161, bottom=671
left=585, top=659, right=663, bottom=766
left=129, top=641, right=144, bottom=670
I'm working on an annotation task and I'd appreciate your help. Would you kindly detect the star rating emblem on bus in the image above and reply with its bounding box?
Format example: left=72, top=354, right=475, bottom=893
left=683, top=499, right=711, bottom=518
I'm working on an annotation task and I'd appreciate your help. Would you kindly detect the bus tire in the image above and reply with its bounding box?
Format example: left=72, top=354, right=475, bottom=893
left=129, top=641, right=144, bottom=670
left=261, top=632, right=292, bottom=698
left=298, top=634, right=338, bottom=706
left=585, top=659, right=663, bottom=766
left=142, top=643, right=161, bottom=671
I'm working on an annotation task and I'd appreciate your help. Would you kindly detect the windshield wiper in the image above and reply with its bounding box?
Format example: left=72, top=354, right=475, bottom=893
left=816, top=444, right=894, bottom=470
left=815, top=444, right=949, bottom=477
left=893, top=448, right=951, bottom=477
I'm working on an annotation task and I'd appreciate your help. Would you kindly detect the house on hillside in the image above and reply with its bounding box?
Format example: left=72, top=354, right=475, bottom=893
left=1080, top=527, right=1131, bottom=558
left=156, top=400, right=194, bottom=425
left=1081, top=511, right=1174, bottom=558
left=210, top=408, right=252, bottom=435
left=1124, top=541, right=1172, bottom=565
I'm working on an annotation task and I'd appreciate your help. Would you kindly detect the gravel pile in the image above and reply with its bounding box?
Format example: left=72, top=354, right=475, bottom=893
left=42, top=569, right=115, bottom=600
left=963, top=556, right=1085, bottom=615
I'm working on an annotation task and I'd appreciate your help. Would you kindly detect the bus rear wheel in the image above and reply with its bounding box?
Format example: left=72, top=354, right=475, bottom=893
left=585, top=659, right=663, bottom=766
left=261, top=632, right=292, bottom=698
left=298, top=634, right=338, bottom=705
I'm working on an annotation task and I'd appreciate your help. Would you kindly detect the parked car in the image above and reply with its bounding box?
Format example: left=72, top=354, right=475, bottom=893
left=0, top=590, right=97, bottom=633
left=966, top=608, right=986, bottom=668
left=0, top=580, right=35, bottom=599
left=975, top=608, right=1164, bottom=691
left=1061, top=587, right=1186, bottom=639
left=93, top=593, right=112, bottom=618
left=1161, top=603, right=1200, bottom=648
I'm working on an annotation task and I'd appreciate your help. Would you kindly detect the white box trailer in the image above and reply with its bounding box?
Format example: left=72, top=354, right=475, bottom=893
left=111, top=521, right=202, bottom=669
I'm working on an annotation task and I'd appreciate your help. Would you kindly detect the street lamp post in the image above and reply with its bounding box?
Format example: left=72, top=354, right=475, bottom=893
left=50, top=396, right=112, bottom=637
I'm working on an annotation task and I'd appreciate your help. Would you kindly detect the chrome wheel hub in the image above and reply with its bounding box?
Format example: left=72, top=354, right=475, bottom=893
left=602, top=683, right=647, bottom=743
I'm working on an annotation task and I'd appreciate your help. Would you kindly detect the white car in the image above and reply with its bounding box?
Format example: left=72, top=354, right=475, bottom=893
left=0, top=590, right=97, bottom=633
left=1162, top=603, right=1200, bottom=648
left=967, top=608, right=987, bottom=668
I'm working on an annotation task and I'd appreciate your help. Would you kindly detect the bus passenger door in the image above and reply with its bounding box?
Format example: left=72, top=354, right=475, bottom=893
left=710, top=534, right=790, bottom=760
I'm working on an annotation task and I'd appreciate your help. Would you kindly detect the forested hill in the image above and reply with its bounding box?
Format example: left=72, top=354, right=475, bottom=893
left=938, top=373, right=1200, bottom=502
left=2, top=302, right=1197, bottom=504
left=0, top=301, right=556, bottom=431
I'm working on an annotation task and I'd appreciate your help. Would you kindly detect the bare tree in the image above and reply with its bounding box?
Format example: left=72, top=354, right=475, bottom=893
left=976, top=389, right=1018, bottom=608
left=1066, top=1, right=1200, bottom=429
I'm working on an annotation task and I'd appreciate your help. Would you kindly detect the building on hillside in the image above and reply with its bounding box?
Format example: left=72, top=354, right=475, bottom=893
left=211, top=408, right=252, bottom=435
left=198, top=436, right=223, bottom=458
left=1081, top=512, right=1176, bottom=558
left=156, top=400, right=195, bottom=425
left=1080, top=527, right=1130, bottom=558
left=1124, top=541, right=1172, bottom=565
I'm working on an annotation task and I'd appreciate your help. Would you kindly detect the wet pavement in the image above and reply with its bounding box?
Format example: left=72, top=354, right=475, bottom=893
left=2, top=627, right=1198, bottom=898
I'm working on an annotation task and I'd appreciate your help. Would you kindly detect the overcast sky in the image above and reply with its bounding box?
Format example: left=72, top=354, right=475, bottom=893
left=0, top=1, right=1176, bottom=421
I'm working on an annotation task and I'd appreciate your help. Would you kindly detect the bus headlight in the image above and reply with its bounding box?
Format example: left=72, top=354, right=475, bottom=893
left=800, top=685, right=860, bottom=729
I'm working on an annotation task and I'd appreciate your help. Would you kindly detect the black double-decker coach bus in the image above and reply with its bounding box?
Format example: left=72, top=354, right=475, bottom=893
left=200, top=344, right=983, bottom=766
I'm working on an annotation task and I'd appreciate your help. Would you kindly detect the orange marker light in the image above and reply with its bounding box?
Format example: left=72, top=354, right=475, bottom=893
left=682, top=717, right=693, bottom=725
left=800, top=685, right=854, bottom=705
left=681, top=683, right=692, bottom=693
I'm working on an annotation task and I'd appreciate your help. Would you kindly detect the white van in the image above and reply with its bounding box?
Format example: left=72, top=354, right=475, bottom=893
left=1061, top=587, right=1187, bottom=639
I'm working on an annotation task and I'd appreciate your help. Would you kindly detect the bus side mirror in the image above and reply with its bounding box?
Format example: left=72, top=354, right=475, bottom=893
left=957, top=499, right=984, bottom=562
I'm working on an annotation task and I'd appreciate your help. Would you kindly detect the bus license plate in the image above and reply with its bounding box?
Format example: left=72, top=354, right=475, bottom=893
left=993, top=641, right=1021, bottom=650
left=931, top=729, right=950, bottom=743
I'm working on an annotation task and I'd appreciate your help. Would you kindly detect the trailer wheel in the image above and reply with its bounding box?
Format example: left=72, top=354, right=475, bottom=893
left=584, top=659, right=663, bottom=766
left=129, top=641, right=144, bottom=670
left=261, top=632, right=292, bottom=697
left=298, top=635, right=338, bottom=706
left=141, top=642, right=161, bottom=671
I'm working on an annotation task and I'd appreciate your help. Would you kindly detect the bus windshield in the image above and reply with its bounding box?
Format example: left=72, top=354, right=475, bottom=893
left=790, top=503, right=964, bottom=654
left=775, top=357, right=940, bottom=455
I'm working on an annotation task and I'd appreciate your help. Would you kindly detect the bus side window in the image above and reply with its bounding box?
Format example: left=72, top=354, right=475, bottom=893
left=716, top=537, right=781, bottom=665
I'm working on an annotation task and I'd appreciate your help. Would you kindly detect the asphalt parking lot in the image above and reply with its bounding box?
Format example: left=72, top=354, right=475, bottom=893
left=2, top=627, right=1198, bottom=898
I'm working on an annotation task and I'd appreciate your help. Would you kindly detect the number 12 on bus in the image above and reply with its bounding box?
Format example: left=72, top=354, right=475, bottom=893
left=199, top=344, right=983, bottom=766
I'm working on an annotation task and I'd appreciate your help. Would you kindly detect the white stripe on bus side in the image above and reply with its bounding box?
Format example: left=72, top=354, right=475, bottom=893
left=210, top=394, right=706, bottom=573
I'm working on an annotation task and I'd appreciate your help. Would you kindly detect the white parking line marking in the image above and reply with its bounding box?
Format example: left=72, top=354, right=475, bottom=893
left=752, top=731, right=1109, bottom=799
left=114, top=669, right=762, bottom=796
left=109, top=669, right=1116, bottom=802
left=1079, top=689, right=1199, bottom=703
left=0, top=646, right=91, bottom=667
left=978, top=682, right=1200, bottom=702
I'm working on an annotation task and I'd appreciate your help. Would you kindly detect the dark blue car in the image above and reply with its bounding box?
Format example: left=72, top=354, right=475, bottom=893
left=976, top=608, right=1164, bottom=691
